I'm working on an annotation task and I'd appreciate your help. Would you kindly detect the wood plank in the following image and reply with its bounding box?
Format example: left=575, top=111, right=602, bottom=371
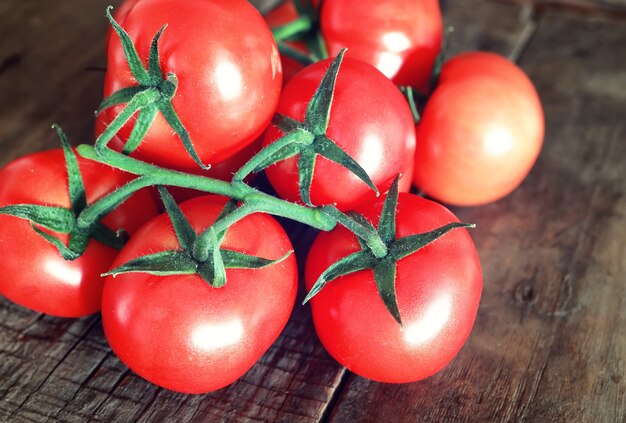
left=1, top=0, right=624, bottom=422
left=498, top=0, right=626, bottom=14
left=326, top=7, right=626, bottom=423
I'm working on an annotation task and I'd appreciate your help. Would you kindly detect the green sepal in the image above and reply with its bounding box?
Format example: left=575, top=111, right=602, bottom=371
left=390, top=222, right=475, bottom=261
left=273, top=114, right=303, bottom=133
left=378, top=175, right=400, bottom=244
left=373, top=259, right=401, bottom=325
left=205, top=228, right=227, bottom=288
left=90, top=223, right=126, bottom=251
left=346, top=211, right=377, bottom=251
left=315, top=135, right=378, bottom=195
left=0, top=205, right=75, bottom=233
left=98, top=8, right=209, bottom=170
left=222, top=249, right=292, bottom=269
left=305, top=49, right=345, bottom=135
left=104, top=250, right=197, bottom=277
left=106, top=6, right=150, bottom=85
left=213, top=199, right=239, bottom=243
left=157, top=186, right=197, bottom=251
left=233, top=127, right=313, bottom=182
left=30, top=224, right=81, bottom=260
left=298, top=147, right=317, bottom=205
left=95, top=88, right=160, bottom=153
left=55, top=125, right=87, bottom=213
left=96, top=86, right=144, bottom=115
left=148, top=25, right=167, bottom=81
left=303, top=251, right=376, bottom=304
left=158, top=95, right=210, bottom=170
left=122, top=106, right=159, bottom=154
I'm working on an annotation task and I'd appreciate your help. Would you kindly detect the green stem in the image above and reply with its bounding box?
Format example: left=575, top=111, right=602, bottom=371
left=277, top=42, right=316, bottom=67
left=77, top=175, right=157, bottom=229
left=322, top=206, right=388, bottom=259
left=192, top=204, right=257, bottom=261
left=77, top=145, right=336, bottom=232
left=272, top=16, right=312, bottom=42
left=399, top=86, right=421, bottom=124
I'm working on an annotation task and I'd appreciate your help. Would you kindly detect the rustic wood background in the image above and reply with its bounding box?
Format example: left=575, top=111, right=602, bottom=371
left=1, top=0, right=625, bottom=421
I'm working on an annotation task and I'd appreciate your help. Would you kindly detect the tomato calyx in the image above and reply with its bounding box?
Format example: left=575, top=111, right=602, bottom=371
left=0, top=126, right=125, bottom=260
left=304, top=176, right=474, bottom=325
left=234, top=49, right=378, bottom=206
left=95, top=7, right=209, bottom=170
left=105, top=187, right=292, bottom=287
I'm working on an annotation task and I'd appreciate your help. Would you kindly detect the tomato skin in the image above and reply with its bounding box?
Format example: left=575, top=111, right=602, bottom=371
left=101, top=196, right=298, bottom=394
left=305, top=193, right=482, bottom=383
left=413, top=52, right=544, bottom=206
left=100, top=0, right=282, bottom=171
left=320, top=0, right=442, bottom=91
left=0, top=149, right=159, bottom=317
left=264, top=57, right=416, bottom=211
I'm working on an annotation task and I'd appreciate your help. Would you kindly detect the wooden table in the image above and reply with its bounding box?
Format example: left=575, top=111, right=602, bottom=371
left=1, top=1, right=624, bottom=421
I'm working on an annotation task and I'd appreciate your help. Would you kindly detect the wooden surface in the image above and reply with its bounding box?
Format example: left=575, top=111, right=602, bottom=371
left=0, top=0, right=625, bottom=422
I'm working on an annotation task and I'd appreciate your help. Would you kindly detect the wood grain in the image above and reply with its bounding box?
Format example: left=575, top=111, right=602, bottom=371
left=1, top=1, right=625, bottom=422
left=326, top=7, right=626, bottom=423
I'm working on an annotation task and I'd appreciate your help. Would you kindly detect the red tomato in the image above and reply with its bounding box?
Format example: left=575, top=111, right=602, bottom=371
left=102, top=196, right=298, bottom=394
left=0, top=149, right=159, bottom=317
left=305, top=193, right=482, bottom=383
left=413, top=52, right=544, bottom=206
left=263, top=57, right=416, bottom=211
left=99, top=0, right=282, bottom=171
left=320, top=0, right=442, bottom=91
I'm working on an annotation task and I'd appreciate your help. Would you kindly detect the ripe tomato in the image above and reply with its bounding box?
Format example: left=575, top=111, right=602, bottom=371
left=263, top=57, right=416, bottom=211
left=101, top=196, right=298, bottom=394
left=413, top=52, right=544, bottom=206
left=99, top=0, right=282, bottom=171
left=320, top=0, right=442, bottom=91
left=305, top=193, right=482, bottom=383
left=0, top=149, right=159, bottom=317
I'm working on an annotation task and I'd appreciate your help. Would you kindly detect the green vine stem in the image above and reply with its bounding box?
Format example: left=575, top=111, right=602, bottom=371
left=272, top=16, right=312, bottom=42
left=77, top=145, right=337, bottom=232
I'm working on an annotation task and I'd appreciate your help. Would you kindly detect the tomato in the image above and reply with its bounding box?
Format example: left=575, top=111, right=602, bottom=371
left=305, top=193, right=482, bottom=383
left=413, top=52, right=544, bottom=206
left=101, top=196, right=298, bottom=394
left=0, top=149, right=159, bottom=317
left=320, top=0, right=442, bottom=91
left=263, top=57, right=416, bottom=211
left=99, top=0, right=282, bottom=171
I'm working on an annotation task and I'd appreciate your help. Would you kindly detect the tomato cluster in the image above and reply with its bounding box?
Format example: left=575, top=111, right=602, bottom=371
left=0, top=0, right=544, bottom=395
